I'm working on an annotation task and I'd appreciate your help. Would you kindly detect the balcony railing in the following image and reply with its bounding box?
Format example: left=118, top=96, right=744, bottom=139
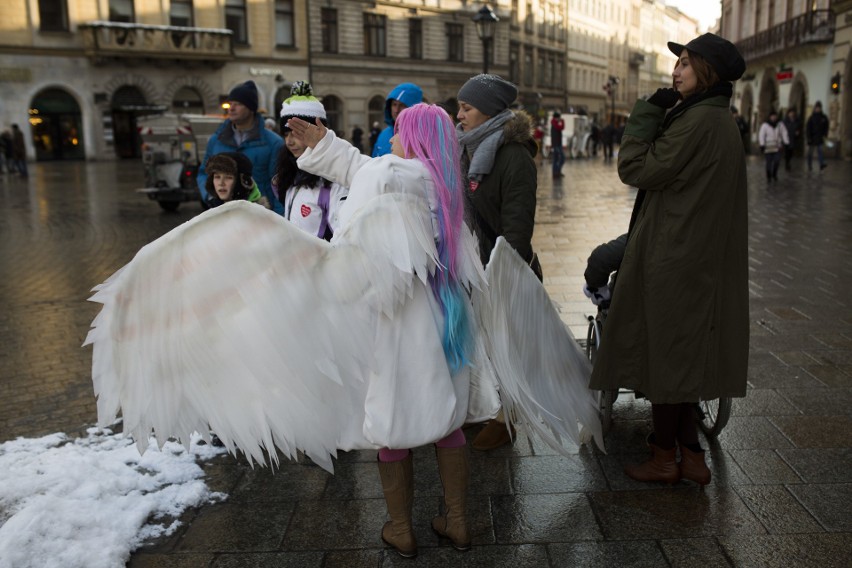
left=736, top=9, right=834, bottom=62
left=79, top=21, right=233, bottom=64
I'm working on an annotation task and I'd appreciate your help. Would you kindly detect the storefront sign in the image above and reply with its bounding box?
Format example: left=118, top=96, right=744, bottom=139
left=776, top=70, right=793, bottom=82
left=0, top=67, right=32, bottom=82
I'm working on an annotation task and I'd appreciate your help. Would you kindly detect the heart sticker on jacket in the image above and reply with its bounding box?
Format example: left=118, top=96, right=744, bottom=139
left=300, top=204, right=311, bottom=217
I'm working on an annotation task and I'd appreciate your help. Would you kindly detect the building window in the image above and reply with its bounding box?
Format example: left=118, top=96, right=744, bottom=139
left=38, top=0, right=69, bottom=31
left=509, top=42, right=520, bottom=84
left=446, top=23, right=464, bottom=62
left=537, top=52, right=545, bottom=86
left=546, top=54, right=555, bottom=87
left=524, top=2, right=534, bottom=33
left=364, top=13, right=387, bottom=56
left=276, top=0, right=295, bottom=47
left=555, top=55, right=564, bottom=89
left=409, top=19, right=423, bottom=59
left=172, top=86, right=205, bottom=114
left=322, top=8, right=338, bottom=53
left=323, top=95, right=342, bottom=135
left=169, top=0, right=193, bottom=26
left=109, top=0, right=134, bottom=23
left=524, top=46, right=533, bottom=86
left=511, top=0, right=519, bottom=28
left=225, top=0, right=248, bottom=45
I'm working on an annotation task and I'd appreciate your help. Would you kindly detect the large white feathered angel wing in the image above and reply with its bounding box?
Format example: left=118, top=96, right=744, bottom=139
left=474, top=237, right=605, bottom=454
left=85, top=197, right=479, bottom=473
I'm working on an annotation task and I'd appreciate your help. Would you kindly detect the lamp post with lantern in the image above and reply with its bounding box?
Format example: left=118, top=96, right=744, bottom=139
left=473, top=5, right=499, bottom=75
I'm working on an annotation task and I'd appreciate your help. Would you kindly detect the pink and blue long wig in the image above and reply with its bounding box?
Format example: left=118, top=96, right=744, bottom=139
left=394, top=104, right=472, bottom=373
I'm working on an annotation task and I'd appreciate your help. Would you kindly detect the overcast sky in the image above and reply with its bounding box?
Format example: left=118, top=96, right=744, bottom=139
left=667, top=0, right=722, bottom=32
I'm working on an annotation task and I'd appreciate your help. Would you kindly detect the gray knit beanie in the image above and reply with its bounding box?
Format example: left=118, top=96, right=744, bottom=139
left=457, top=74, right=518, bottom=117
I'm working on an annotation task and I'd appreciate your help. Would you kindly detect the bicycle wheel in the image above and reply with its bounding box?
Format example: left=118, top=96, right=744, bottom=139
left=585, top=316, right=598, bottom=363
left=697, top=397, right=732, bottom=437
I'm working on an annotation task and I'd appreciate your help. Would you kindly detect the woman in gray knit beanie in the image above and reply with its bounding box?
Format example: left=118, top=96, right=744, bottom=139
left=456, top=73, right=540, bottom=451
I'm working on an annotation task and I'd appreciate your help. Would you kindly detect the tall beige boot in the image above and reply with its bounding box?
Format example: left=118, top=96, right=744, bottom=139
left=377, top=453, right=417, bottom=558
left=431, top=446, right=472, bottom=551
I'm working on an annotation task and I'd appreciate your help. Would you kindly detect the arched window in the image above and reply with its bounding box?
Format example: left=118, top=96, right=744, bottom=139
left=29, top=88, right=84, bottom=161
left=172, top=86, right=205, bottom=114
left=274, top=84, right=292, bottom=124
left=368, top=95, right=385, bottom=131
left=322, top=94, right=342, bottom=135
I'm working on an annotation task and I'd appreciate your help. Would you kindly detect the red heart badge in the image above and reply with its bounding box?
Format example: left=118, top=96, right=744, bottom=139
left=300, top=204, right=311, bottom=217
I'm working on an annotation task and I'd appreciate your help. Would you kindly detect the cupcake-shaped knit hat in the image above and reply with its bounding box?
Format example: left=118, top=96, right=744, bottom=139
left=280, top=81, right=327, bottom=123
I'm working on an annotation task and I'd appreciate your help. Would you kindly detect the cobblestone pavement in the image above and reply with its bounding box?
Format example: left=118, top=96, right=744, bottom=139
left=0, top=154, right=850, bottom=567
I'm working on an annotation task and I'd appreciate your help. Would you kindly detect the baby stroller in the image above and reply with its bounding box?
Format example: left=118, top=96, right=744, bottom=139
left=584, top=235, right=731, bottom=437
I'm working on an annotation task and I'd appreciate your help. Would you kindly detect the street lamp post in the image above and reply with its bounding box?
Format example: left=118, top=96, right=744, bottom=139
left=606, top=75, right=619, bottom=125
left=473, top=5, right=499, bottom=75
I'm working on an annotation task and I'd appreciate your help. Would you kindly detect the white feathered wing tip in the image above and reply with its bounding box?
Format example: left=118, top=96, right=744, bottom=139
left=84, top=197, right=472, bottom=473
left=474, top=238, right=606, bottom=455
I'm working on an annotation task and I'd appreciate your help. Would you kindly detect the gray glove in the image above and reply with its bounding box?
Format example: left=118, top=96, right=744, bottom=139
left=647, top=88, right=681, bottom=109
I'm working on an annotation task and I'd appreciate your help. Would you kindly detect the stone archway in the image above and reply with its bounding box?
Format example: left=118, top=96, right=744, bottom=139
left=162, top=77, right=218, bottom=116
left=740, top=85, right=755, bottom=152
left=758, top=69, right=780, bottom=126
left=29, top=87, right=85, bottom=161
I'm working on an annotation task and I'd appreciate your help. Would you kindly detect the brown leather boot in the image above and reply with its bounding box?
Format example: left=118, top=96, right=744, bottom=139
left=471, top=420, right=515, bottom=451
left=432, top=446, right=472, bottom=551
left=377, top=453, right=417, bottom=558
left=679, top=445, right=711, bottom=486
left=624, top=442, right=680, bottom=484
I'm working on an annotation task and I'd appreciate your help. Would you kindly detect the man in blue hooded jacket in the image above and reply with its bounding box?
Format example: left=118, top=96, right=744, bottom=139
left=197, top=80, right=285, bottom=214
left=371, top=82, right=423, bottom=157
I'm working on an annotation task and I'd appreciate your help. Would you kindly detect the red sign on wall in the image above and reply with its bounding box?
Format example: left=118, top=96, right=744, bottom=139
left=776, top=70, right=794, bottom=82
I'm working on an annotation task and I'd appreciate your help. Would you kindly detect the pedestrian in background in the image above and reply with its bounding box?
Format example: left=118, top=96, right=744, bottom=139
left=782, top=108, right=801, bottom=171
left=368, top=121, right=381, bottom=155
left=550, top=111, right=565, bottom=177
left=11, top=124, right=28, bottom=178
left=601, top=123, right=616, bottom=163
left=590, top=33, right=749, bottom=487
left=197, top=80, right=284, bottom=213
left=806, top=101, right=829, bottom=171
left=372, top=82, right=423, bottom=157
left=758, top=110, right=789, bottom=182
left=0, top=129, right=11, bottom=175
left=732, top=107, right=750, bottom=152
left=455, top=73, right=538, bottom=451
left=274, top=82, right=348, bottom=241
left=351, top=125, right=364, bottom=153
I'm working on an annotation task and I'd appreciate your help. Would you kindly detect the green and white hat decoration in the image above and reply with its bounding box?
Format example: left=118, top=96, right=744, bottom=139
left=280, top=81, right=327, bottom=120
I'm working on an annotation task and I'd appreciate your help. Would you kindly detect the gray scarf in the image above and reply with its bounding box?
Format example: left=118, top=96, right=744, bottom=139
left=456, top=109, right=513, bottom=182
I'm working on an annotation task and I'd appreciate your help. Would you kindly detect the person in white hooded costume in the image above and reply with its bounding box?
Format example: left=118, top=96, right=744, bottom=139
left=85, top=105, right=603, bottom=559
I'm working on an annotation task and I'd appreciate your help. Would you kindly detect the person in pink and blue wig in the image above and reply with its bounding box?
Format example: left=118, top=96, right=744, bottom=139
left=288, top=103, right=480, bottom=558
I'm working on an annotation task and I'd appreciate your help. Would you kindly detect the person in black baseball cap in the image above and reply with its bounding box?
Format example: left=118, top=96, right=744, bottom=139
left=589, top=33, right=749, bottom=489
left=667, top=33, right=746, bottom=82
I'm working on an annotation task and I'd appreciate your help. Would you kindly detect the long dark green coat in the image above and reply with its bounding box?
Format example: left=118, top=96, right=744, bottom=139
left=462, top=112, right=538, bottom=265
left=589, top=96, right=749, bottom=403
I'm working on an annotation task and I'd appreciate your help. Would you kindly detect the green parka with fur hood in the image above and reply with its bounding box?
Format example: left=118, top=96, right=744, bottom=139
left=461, top=111, right=538, bottom=266
left=589, top=94, right=749, bottom=403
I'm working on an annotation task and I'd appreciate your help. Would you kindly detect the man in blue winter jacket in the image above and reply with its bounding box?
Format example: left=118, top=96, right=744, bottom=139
left=197, top=80, right=284, bottom=213
left=371, top=82, right=423, bottom=157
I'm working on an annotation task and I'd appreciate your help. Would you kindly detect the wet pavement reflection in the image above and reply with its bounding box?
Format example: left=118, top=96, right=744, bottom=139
left=0, top=154, right=850, bottom=566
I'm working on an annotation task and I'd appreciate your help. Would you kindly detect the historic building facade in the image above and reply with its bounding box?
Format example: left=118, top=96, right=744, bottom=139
left=1, top=1, right=755, bottom=163
left=0, top=0, right=310, bottom=161
left=722, top=0, right=848, bottom=157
